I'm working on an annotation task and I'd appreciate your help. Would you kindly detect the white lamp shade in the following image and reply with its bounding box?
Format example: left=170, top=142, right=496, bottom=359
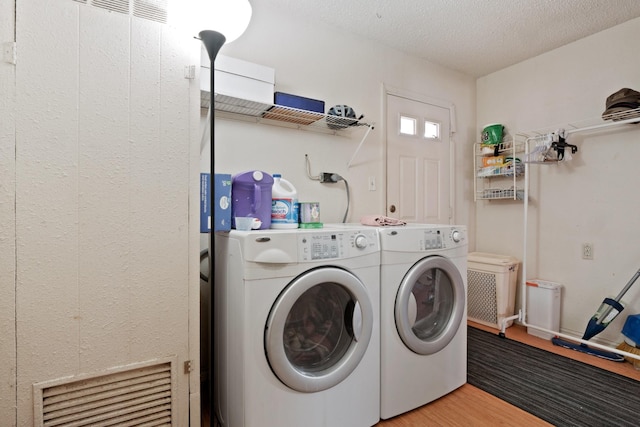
left=209, top=0, right=252, bottom=43
left=169, top=0, right=252, bottom=43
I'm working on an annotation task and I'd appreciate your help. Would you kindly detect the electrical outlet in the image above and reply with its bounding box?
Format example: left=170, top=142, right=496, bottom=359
left=320, top=173, right=341, bottom=183
left=582, top=243, right=594, bottom=260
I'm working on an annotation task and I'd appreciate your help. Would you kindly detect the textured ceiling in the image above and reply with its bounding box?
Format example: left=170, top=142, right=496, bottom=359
left=266, top=0, right=640, bottom=77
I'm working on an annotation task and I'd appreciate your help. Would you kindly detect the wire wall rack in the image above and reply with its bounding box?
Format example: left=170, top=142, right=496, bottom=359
left=208, top=93, right=374, bottom=135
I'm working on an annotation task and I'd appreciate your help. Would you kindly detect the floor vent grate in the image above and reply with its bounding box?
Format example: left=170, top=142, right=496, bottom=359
left=34, top=359, right=175, bottom=427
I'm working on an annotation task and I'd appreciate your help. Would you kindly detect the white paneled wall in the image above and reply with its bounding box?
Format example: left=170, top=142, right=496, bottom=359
left=13, top=1, right=197, bottom=424
left=78, top=2, right=133, bottom=372
left=0, top=0, right=16, bottom=423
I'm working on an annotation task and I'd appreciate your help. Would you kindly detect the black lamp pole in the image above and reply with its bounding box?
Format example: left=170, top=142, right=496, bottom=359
left=199, top=29, right=225, bottom=423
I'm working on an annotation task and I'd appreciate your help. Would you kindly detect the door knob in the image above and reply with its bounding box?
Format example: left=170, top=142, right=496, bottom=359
left=389, top=205, right=396, bottom=213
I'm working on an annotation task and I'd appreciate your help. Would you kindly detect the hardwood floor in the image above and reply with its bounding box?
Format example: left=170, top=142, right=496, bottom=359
left=376, top=383, right=551, bottom=427
left=376, top=321, right=640, bottom=427
left=203, top=321, right=640, bottom=426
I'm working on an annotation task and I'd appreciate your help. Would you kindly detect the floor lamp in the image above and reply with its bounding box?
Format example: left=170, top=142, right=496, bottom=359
left=197, top=0, right=252, bottom=422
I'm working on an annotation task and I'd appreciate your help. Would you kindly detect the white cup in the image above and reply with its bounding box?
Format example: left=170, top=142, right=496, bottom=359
left=235, top=217, right=254, bottom=231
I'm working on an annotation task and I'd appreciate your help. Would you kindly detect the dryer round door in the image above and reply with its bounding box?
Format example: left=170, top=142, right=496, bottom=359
left=265, top=266, right=373, bottom=393
left=395, top=256, right=465, bottom=355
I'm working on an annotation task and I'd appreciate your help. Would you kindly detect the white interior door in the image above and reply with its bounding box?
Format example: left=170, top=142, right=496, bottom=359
left=386, top=93, right=452, bottom=224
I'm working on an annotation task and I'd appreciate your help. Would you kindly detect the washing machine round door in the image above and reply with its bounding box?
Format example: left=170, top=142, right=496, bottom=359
left=265, top=266, right=373, bottom=393
left=395, top=256, right=465, bottom=355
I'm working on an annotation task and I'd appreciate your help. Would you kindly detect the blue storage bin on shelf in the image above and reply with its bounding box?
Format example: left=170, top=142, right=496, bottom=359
left=274, top=92, right=324, bottom=113
left=263, top=92, right=325, bottom=125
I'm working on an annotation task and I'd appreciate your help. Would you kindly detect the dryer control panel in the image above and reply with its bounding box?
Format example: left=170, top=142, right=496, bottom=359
left=420, top=227, right=466, bottom=251
left=378, top=225, right=467, bottom=253
left=299, top=229, right=379, bottom=261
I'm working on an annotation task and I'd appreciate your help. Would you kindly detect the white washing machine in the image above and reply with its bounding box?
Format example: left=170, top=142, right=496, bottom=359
left=379, top=224, right=468, bottom=419
left=214, top=227, right=380, bottom=427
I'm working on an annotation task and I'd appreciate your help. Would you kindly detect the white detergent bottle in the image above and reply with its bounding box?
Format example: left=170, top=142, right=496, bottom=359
left=271, top=174, right=299, bottom=229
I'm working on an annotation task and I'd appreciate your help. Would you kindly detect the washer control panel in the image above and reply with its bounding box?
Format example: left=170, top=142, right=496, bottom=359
left=299, top=229, right=379, bottom=261
left=421, top=229, right=443, bottom=250
left=306, top=233, right=343, bottom=260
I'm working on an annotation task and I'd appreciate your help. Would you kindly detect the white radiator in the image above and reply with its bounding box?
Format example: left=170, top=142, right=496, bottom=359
left=33, top=357, right=176, bottom=427
left=467, top=252, right=519, bottom=329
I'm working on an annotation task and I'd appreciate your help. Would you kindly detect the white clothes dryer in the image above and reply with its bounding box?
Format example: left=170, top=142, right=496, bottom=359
left=214, top=227, right=380, bottom=427
left=379, top=224, right=468, bottom=420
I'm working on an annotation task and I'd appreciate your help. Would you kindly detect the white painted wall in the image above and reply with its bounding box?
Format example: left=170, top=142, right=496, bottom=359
left=0, top=0, right=16, bottom=424
left=4, top=1, right=201, bottom=425
left=201, top=2, right=477, bottom=231
left=477, top=17, right=640, bottom=345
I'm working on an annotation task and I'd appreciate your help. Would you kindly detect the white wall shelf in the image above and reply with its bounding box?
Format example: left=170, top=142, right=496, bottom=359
left=209, top=93, right=374, bottom=136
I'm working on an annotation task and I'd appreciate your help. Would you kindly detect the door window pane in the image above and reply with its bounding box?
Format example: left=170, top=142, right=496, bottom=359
left=424, top=120, right=440, bottom=139
left=400, top=116, right=417, bottom=135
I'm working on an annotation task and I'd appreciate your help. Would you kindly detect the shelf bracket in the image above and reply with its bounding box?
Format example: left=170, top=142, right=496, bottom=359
left=347, top=123, right=375, bottom=168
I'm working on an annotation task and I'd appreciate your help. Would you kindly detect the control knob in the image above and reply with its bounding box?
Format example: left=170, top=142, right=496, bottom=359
left=451, top=229, right=462, bottom=243
left=354, top=234, right=368, bottom=249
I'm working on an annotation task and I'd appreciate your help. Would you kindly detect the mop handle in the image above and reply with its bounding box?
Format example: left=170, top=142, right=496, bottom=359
left=613, top=268, right=640, bottom=302
left=596, top=269, right=640, bottom=325
left=596, top=268, right=640, bottom=325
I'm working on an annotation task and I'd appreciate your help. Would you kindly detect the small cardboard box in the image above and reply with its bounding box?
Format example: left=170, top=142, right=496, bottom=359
left=201, top=51, right=275, bottom=105
left=201, top=173, right=232, bottom=232
left=482, top=155, right=505, bottom=167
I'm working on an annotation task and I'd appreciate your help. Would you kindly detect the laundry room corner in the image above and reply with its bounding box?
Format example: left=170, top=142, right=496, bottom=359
left=476, top=16, right=640, bottom=346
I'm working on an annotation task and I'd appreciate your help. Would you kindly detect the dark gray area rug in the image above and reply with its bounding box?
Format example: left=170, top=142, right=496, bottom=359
left=467, top=326, right=640, bottom=426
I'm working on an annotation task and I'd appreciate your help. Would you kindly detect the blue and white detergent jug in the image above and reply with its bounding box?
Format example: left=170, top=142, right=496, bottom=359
left=271, top=174, right=298, bottom=229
